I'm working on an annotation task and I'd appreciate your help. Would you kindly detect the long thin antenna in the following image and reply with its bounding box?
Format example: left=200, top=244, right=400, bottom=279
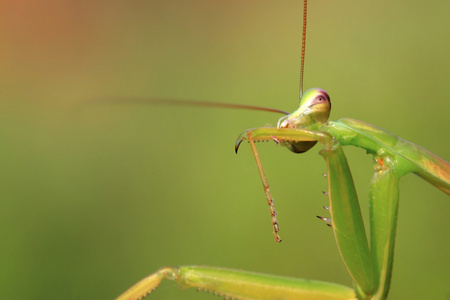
left=299, top=0, right=307, bottom=99
left=93, top=97, right=289, bottom=115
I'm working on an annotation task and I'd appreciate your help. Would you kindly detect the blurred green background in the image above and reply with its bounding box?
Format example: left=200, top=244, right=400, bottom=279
left=0, top=1, right=449, bottom=299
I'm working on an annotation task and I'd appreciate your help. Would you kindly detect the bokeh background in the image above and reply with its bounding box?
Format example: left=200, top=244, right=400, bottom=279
left=0, top=0, right=449, bottom=299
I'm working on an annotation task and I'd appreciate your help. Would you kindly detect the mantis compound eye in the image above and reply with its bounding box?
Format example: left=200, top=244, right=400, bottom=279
left=311, top=89, right=331, bottom=106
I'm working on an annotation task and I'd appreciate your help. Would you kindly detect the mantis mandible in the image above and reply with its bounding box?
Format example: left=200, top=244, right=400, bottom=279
left=115, top=1, right=449, bottom=299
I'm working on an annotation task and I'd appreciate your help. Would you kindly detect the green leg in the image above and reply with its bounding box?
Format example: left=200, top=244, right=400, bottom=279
left=116, top=266, right=355, bottom=300
left=369, top=156, right=401, bottom=300
left=320, top=143, right=376, bottom=296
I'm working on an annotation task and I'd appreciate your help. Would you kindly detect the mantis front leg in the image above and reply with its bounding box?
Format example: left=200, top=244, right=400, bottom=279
left=236, top=127, right=376, bottom=297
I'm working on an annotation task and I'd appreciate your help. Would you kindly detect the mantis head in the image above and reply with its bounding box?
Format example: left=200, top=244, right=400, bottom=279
left=278, top=88, right=331, bottom=130
left=277, top=88, right=331, bottom=153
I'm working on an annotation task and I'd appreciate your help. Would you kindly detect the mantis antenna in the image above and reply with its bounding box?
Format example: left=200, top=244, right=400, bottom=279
left=94, top=97, right=289, bottom=115
left=299, top=0, right=307, bottom=99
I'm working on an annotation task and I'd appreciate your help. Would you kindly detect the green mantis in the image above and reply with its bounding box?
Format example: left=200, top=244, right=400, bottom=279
left=114, top=1, right=449, bottom=300
left=116, top=90, right=449, bottom=299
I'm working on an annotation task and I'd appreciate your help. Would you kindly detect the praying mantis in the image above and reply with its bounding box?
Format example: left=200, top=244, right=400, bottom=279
left=113, top=1, right=450, bottom=300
